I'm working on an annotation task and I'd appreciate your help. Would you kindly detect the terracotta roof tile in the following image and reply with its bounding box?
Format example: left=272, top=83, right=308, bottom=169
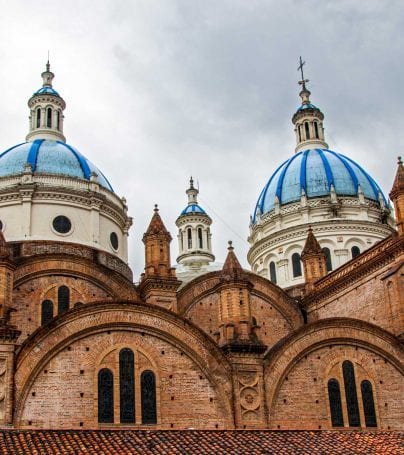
left=0, top=430, right=402, bottom=455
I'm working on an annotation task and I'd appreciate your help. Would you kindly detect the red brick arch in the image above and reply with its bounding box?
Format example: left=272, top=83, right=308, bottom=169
left=178, top=271, right=303, bottom=329
left=14, top=301, right=234, bottom=426
left=14, top=257, right=138, bottom=300
left=263, top=318, right=404, bottom=413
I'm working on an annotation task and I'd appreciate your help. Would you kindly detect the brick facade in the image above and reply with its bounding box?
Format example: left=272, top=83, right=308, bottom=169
left=0, top=199, right=401, bottom=431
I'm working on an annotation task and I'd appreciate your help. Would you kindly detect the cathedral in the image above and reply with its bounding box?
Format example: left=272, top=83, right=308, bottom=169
left=0, top=61, right=402, bottom=452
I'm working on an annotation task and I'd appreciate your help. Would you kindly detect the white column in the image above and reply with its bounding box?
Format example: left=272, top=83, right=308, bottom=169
left=276, top=259, right=289, bottom=287
left=334, top=249, right=349, bottom=267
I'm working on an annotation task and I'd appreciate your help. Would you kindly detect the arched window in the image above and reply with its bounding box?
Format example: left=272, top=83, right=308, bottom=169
left=304, top=122, right=310, bottom=140
left=46, top=108, right=52, bottom=127
left=361, top=380, right=377, bottom=427
left=119, top=348, right=135, bottom=423
left=342, top=360, right=360, bottom=426
left=327, top=378, right=344, bottom=427
left=187, top=228, right=192, bottom=249
left=57, top=286, right=70, bottom=314
left=351, top=246, right=360, bottom=259
left=180, top=232, right=183, bottom=251
left=198, top=228, right=203, bottom=249
left=41, top=300, right=53, bottom=325
left=36, top=108, right=41, bottom=128
left=56, top=111, right=60, bottom=130
left=269, top=261, right=277, bottom=284
left=292, top=253, right=302, bottom=278
left=314, top=122, right=319, bottom=139
left=322, top=247, right=333, bottom=272
left=98, top=368, right=114, bottom=423
left=141, top=370, right=157, bottom=424
left=298, top=125, right=302, bottom=142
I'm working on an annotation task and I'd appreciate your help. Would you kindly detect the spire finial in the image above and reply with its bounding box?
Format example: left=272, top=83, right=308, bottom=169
left=46, top=51, right=50, bottom=72
left=398, top=156, right=402, bottom=166
left=298, top=56, right=309, bottom=91
left=227, top=240, right=233, bottom=251
left=154, top=204, right=159, bottom=212
left=189, top=176, right=194, bottom=189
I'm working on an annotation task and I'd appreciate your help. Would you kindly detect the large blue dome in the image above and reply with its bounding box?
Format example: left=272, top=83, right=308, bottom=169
left=253, top=148, right=387, bottom=223
left=0, top=139, right=113, bottom=191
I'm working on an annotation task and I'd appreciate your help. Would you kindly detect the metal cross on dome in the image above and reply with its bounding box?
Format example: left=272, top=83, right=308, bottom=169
left=298, top=56, right=309, bottom=89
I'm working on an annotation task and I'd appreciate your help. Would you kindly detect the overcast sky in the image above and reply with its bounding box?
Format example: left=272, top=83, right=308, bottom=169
left=0, top=1, right=403, bottom=279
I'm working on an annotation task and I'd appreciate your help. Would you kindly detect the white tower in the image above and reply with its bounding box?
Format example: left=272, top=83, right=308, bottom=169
left=176, top=178, right=215, bottom=269
left=26, top=61, right=66, bottom=142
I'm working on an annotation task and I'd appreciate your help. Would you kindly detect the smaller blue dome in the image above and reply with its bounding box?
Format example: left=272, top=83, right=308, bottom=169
left=34, top=86, right=60, bottom=96
left=180, top=204, right=206, bottom=216
left=297, top=103, right=318, bottom=111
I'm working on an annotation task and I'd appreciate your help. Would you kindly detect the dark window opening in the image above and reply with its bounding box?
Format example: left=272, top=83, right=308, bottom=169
left=36, top=108, right=41, bottom=128
left=304, top=122, right=310, bottom=140
left=361, top=380, right=377, bottom=427
left=98, top=368, right=114, bottom=423
left=47, top=108, right=52, bottom=127
left=342, top=360, right=360, bottom=426
left=41, top=300, right=53, bottom=325
left=56, top=111, right=60, bottom=130
left=187, top=228, right=192, bottom=249
left=351, top=246, right=360, bottom=259
left=53, top=215, right=71, bottom=234
left=292, top=253, right=302, bottom=278
left=314, top=122, right=319, bottom=139
left=328, top=378, right=344, bottom=427
left=110, top=232, right=119, bottom=250
left=269, top=261, right=277, bottom=284
left=198, top=228, right=203, bottom=249
left=298, top=125, right=302, bottom=142
left=322, top=247, right=332, bottom=272
left=119, top=348, right=135, bottom=423
left=58, top=286, right=70, bottom=314
left=141, top=370, right=157, bottom=424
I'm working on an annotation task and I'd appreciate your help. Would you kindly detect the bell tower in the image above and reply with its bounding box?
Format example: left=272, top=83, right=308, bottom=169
left=26, top=61, right=66, bottom=142
left=292, top=57, right=328, bottom=153
left=176, top=178, right=215, bottom=269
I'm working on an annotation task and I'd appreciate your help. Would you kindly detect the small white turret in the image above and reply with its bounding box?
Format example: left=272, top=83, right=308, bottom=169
left=176, top=178, right=215, bottom=269
left=26, top=61, right=66, bottom=142
left=292, top=57, right=328, bottom=153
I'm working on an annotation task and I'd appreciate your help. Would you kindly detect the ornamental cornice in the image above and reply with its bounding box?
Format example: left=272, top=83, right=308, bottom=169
left=176, top=214, right=212, bottom=226
left=0, top=182, right=129, bottom=227
left=248, top=220, right=394, bottom=264
left=11, top=240, right=134, bottom=282
left=302, top=234, right=404, bottom=305
left=252, top=196, right=385, bottom=231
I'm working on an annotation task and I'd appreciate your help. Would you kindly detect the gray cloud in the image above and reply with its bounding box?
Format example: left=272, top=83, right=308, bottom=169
left=0, top=0, right=403, bottom=277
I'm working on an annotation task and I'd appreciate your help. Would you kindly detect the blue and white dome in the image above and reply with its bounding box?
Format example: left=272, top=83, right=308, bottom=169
left=0, top=139, right=113, bottom=191
left=253, top=148, right=387, bottom=222
left=180, top=204, right=206, bottom=216
left=34, top=86, right=60, bottom=96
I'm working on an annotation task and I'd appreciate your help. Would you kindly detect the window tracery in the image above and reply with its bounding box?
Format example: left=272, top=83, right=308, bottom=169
left=97, top=347, right=158, bottom=425
left=327, top=360, right=377, bottom=428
